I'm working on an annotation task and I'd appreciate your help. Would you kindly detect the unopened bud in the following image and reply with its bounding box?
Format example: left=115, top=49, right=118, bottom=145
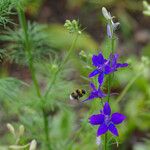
left=7, top=123, right=15, bottom=136
left=29, top=140, right=37, bottom=150
left=143, top=1, right=149, bottom=9
left=51, top=64, right=58, bottom=71
left=102, top=7, right=111, bottom=20
left=19, top=125, right=25, bottom=137
left=78, top=31, right=82, bottom=34
left=9, top=144, right=29, bottom=149
left=64, top=19, right=81, bottom=34
left=107, top=24, right=112, bottom=38
left=79, top=50, right=87, bottom=61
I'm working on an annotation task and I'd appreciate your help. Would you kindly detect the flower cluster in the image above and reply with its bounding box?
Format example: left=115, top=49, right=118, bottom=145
left=82, top=7, right=128, bottom=138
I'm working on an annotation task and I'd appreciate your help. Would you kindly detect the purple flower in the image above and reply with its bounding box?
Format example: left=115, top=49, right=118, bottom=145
left=82, top=83, right=106, bottom=102
left=89, top=102, right=126, bottom=137
left=107, top=24, right=112, bottom=38
left=89, top=52, right=128, bottom=85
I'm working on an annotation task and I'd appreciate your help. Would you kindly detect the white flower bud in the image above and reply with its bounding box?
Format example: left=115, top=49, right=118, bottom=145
left=19, top=125, right=25, bottom=137
left=29, top=140, right=37, bottom=150
left=9, top=144, right=29, bottom=149
left=7, top=123, right=15, bottom=136
left=102, top=7, right=111, bottom=20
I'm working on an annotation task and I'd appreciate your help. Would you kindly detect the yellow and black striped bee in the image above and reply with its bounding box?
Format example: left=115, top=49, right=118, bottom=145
left=70, top=89, right=86, bottom=101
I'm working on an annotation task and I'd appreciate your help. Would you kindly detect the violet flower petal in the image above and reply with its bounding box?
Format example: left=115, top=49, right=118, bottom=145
left=112, top=53, right=119, bottom=66
left=108, top=123, right=119, bottom=136
left=104, top=65, right=113, bottom=74
left=98, top=85, right=106, bottom=98
left=97, top=124, right=108, bottom=137
left=92, top=52, right=105, bottom=67
left=90, top=82, right=97, bottom=91
left=92, top=55, right=101, bottom=67
left=107, top=24, right=112, bottom=38
left=111, top=112, right=126, bottom=125
left=89, top=69, right=99, bottom=78
left=103, top=102, right=111, bottom=115
left=98, top=72, right=104, bottom=85
left=116, top=63, right=128, bottom=68
left=97, top=52, right=105, bottom=65
left=82, top=92, right=97, bottom=102
left=89, top=114, right=105, bottom=125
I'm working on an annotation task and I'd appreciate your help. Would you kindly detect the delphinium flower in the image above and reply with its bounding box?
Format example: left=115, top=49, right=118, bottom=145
left=82, top=82, right=106, bottom=102
left=89, top=102, right=126, bottom=136
left=81, top=7, right=128, bottom=149
left=89, top=52, right=128, bottom=85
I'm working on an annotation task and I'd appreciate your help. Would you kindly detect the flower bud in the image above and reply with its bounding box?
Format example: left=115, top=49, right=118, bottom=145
left=7, top=123, right=15, bottom=136
left=51, top=64, right=58, bottom=71
left=29, top=140, right=37, bottom=150
left=79, top=50, right=87, bottom=62
left=64, top=19, right=81, bottom=34
left=9, top=144, right=29, bottom=149
left=107, top=24, right=112, bottom=38
left=143, top=1, right=149, bottom=9
left=18, top=125, right=25, bottom=137
left=102, top=7, right=111, bottom=20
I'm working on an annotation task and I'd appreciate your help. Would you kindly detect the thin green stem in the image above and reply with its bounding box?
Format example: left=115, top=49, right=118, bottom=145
left=17, top=8, right=42, bottom=99
left=105, top=26, right=115, bottom=150
left=44, top=34, right=79, bottom=98
left=43, top=111, right=51, bottom=150
left=17, top=7, right=51, bottom=150
left=107, top=36, right=115, bottom=102
left=107, top=74, right=111, bottom=103
left=116, top=72, right=142, bottom=103
left=104, top=133, right=107, bottom=150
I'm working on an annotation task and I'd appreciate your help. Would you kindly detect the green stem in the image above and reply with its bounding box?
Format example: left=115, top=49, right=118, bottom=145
left=17, top=7, right=51, bottom=150
left=104, top=133, right=107, bottom=150
left=107, top=74, right=111, bottom=103
left=17, top=8, right=42, bottom=99
left=116, top=72, right=142, bottom=103
left=43, top=111, right=51, bottom=150
left=105, top=27, right=115, bottom=150
left=44, top=34, right=79, bottom=98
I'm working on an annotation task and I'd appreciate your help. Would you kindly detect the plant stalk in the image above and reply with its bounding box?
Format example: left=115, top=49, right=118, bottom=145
left=104, top=133, right=107, bottom=150
left=105, top=26, right=115, bottom=150
left=17, top=7, right=51, bottom=150
left=44, top=34, right=79, bottom=98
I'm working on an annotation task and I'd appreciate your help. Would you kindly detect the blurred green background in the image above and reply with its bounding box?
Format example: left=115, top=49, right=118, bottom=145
left=0, top=0, right=150, bottom=150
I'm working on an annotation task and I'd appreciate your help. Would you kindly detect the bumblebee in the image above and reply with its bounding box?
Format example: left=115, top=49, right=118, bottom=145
left=70, top=89, right=86, bottom=100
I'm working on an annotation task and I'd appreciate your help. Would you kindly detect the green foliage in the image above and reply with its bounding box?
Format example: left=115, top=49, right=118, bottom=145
left=0, top=0, right=15, bottom=27
left=0, top=77, right=26, bottom=101
left=0, top=22, right=53, bottom=64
